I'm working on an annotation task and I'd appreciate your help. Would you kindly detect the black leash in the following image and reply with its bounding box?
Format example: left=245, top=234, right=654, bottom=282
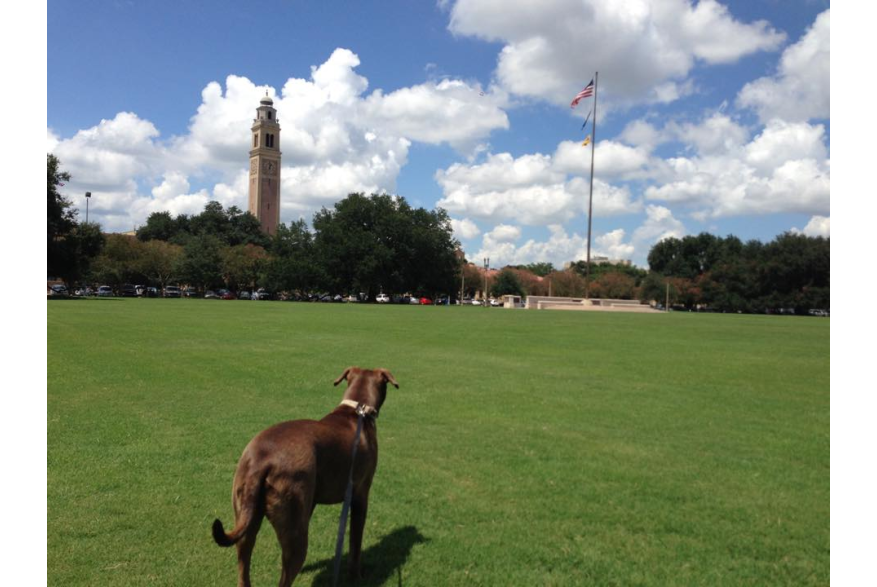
left=332, top=405, right=368, bottom=587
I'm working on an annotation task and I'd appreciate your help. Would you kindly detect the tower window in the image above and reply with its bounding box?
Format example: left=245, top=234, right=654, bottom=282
left=266, top=133, right=275, bottom=148
left=254, top=135, right=258, bottom=148
left=268, top=111, right=272, bottom=120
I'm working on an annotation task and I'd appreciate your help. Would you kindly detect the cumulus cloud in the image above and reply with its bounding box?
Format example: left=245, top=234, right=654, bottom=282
left=737, top=9, right=829, bottom=123
left=47, top=48, right=510, bottom=232
left=132, top=172, right=211, bottom=219
left=450, top=217, right=481, bottom=240
left=47, top=129, right=60, bottom=153
left=643, top=118, right=830, bottom=218
left=792, top=215, right=830, bottom=238
left=51, top=112, right=163, bottom=191
left=362, top=79, right=509, bottom=150
left=470, top=206, right=681, bottom=268
left=436, top=147, right=643, bottom=225
left=449, top=0, right=784, bottom=106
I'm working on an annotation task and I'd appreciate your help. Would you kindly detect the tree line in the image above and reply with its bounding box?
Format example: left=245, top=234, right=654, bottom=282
left=49, top=154, right=829, bottom=312
left=641, top=232, right=830, bottom=314
left=84, top=193, right=460, bottom=301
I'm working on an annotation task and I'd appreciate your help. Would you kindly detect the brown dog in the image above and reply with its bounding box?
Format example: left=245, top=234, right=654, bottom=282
left=212, top=367, right=399, bottom=587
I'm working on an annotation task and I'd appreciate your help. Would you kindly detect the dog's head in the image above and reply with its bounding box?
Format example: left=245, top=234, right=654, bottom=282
left=334, top=367, right=398, bottom=412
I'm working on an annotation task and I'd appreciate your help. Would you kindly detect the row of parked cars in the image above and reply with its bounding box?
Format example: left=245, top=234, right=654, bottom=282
left=52, top=284, right=489, bottom=306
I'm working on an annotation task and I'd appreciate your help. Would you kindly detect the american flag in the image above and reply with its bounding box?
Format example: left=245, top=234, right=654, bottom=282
left=570, top=79, right=594, bottom=108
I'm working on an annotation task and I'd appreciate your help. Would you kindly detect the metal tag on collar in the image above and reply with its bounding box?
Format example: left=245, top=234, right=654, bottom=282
left=355, top=403, right=377, bottom=419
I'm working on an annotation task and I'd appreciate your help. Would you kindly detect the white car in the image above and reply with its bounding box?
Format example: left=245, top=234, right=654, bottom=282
left=471, top=299, right=482, bottom=306
left=376, top=293, right=390, bottom=303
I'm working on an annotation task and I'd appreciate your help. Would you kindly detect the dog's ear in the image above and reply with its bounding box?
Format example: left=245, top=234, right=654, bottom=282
left=334, top=367, right=352, bottom=386
left=379, top=369, right=399, bottom=389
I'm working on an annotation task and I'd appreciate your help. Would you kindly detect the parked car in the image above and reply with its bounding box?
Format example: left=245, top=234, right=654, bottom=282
left=204, top=290, right=219, bottom=299
left=255, top=289, right=272, bottom=300
left=376, top=293, right=390, bottom=303
left=97, top=285, right=114, bottom=297
left=183, top=287, right=198, bottom=298
left=419, top=297, right=433, bottom=305
left=471, top=299, right=482, bottom=306
left=238, top=290, right=250, bottom=300
left=221, top=290, right=236, bottom=300
left=164, top=285, right=182, bottom=298
left=120, top=284, right=137, bottom=297
left=74, top=286, right=93, bottom=297
left=145, top=287, right=159, bottom=298
left=489, top=298, right=501, bottom=307
left=47, top=284, right=69, bottom=297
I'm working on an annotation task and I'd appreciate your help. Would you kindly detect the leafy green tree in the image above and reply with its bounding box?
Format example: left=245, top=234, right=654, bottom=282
left=313, top=193, right=459, bottom=298
left=591, top=272, right=637, bottom=299
left=490, top=268, right=525, bottom=298
left=137, top=239, right=183, bottom=291
left=48, top=154, right=105, bottom=283
left=176, top=234, right=224, bottom=291
left=137, top=211, right=179, bottom=242
left=515, top=262, right=554, bottom=277
left=221, top=244, right=269, bottom=292
left=263, top=220, right=323, bottom=294
left=91, top=234, right=143, bottom=289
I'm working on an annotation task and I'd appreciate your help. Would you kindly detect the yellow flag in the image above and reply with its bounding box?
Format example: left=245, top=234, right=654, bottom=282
left=581, top=135, right=591, bottom=147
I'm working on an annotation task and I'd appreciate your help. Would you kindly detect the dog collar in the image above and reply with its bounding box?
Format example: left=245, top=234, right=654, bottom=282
left=339, top=399, right=379, bottom=419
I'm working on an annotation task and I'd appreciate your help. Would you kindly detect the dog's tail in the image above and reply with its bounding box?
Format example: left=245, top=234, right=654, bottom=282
left=212, top=469, right=267, bottom=548
left=212, top=518, right=241, bottom=547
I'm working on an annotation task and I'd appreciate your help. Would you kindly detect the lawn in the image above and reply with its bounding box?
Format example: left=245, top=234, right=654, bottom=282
left=47, top=299, right=829, bottom=586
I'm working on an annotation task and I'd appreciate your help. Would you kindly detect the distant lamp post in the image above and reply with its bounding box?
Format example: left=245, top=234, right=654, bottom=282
left=483, top=257, right=490, bottom=304
left=85, top=192, right=92, bottom=224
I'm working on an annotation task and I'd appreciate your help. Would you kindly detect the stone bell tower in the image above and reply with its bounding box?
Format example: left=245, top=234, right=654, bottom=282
left=248, top=93, right=281, bottom=235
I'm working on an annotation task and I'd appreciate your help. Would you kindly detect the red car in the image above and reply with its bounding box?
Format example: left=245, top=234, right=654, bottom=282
left=419, top=297, right=433, bottom=305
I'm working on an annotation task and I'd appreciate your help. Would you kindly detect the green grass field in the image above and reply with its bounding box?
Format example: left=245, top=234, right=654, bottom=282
left=48, top=299, right=829, bottom=586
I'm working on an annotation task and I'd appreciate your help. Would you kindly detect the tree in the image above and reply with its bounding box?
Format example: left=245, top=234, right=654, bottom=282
left=137, top=203, right=268, bottom=248
left=221, top=244, right=269, bottom=292
left=545, top=269, right=586, bottom=298
left=137, top=211, right=179, bottom=242
left=491, top=268, right=526, bottom=298
left=646, top=231, right=829, bottom=313
left=591, top=272, right=636, bottom=299
left=514, top=262, right=554, bottom=277
left=313, top=193, right=459, bottom=299
left=176, top=234, right=224, bottom=291
left=137, top=240, right=183, bottom=291
left=46, top=153, right=76, bottom=276
left=55, top=222, right=105, bottom=286
left=91, top=234, right=143, bottom=289
left=263, top=220, right=323, bottom=294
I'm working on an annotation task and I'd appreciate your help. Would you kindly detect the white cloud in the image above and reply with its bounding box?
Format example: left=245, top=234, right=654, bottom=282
left=362, top=79, right=509, bottom=150
left=450, top=217, right=481, bottom=240
left=632, top=205, right=686, bottom=247
left=618, top=119, right=664, bottom=151
left=743, top=119, right=828, bottom=173
left=643, top=118, right=830, bottom=218
left=792, top=216, right=830, bottom=238
left=469, top=209, right=676, bottom=268
left=670, top=113, right=749, bottom=156
left=596, top=228, right=636, bottom=260
left=738, top=10, right=829, bottom=123
left=485, top=224, right=521, bottom=243
left=133, top=172, right=211, bottom=219
left=449, top=0, right=784, bottom=106
left=47, top=48, right=510, bottom=232
left=554, top=140, right=650, bottom=179
left=51, top=112, right=163, bottom=191
left=47, top=129, right=60, bottom=153
left=436, top=148, right=643, bottom=225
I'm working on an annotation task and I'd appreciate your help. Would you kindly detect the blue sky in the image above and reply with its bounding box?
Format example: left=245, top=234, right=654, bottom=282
left=47, top=0, right=830, bottom=267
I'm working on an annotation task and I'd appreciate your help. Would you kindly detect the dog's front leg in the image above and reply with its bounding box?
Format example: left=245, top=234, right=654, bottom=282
left=348, top=495, right=369, bottom=580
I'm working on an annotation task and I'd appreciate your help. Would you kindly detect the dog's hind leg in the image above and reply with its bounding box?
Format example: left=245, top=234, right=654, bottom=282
left=236, top=518, right=262, bottom=587
left=269, top=495, right=312, bottom=587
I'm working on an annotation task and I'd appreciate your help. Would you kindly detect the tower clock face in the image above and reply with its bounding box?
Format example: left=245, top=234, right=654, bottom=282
left=250, top=160, right=257, bottom=175
left=262, top=160, right=276, bottom=175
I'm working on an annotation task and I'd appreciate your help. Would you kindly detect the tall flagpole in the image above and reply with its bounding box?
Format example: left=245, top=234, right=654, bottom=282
left=585, top=71, right=598, bottom=298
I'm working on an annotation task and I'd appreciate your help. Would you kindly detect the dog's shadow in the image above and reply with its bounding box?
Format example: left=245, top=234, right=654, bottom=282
left=302, top=525, right=427, bottom=586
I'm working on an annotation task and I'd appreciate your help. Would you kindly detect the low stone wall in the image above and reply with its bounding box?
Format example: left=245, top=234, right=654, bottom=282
left=525, top=296, right=663, bottom=313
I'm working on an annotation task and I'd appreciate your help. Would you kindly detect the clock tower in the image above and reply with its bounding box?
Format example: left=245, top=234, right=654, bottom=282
left=248, top=93, right=281, bottom=235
